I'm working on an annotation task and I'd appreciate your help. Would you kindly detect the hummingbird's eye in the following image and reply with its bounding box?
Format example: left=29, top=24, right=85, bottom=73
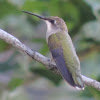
left=50, top=20, right=56, bottom=24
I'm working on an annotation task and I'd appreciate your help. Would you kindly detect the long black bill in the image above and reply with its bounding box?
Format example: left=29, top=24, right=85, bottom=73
left=22, top=10, right=47, bottom=20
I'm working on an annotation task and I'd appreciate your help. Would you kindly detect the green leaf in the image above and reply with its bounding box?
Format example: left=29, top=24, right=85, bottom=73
left=22, top=1, right=47, bottom=12
left=39, top=43, right=48, bottom=55
left=8, top=78, right=24, bottom=90
left=0, top=1, right=19, bottom=19
left=59, top=2, right=80, bottom=31
left=0, top=40, right=10, bottom=52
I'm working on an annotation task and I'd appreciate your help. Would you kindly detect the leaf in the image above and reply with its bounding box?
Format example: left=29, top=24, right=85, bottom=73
left=0, top=1, right=19, bottom=19
left=8, top=78, right=24, bottom=90
left=0, top=40, right=10, bottom=52
left=22, top=1, right=47, bottom=12
left=59, top=2, right=80, bottom=31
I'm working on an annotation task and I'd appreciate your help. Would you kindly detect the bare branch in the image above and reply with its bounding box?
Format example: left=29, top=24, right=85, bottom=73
left=0, top=28, right=100, bottom=91
left=82, top=76, right=100, bottom=90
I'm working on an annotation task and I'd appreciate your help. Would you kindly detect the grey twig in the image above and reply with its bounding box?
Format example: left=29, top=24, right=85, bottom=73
left=0, top=28, right=100, bottom=91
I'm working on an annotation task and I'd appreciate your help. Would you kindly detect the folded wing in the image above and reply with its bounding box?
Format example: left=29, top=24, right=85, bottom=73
left=50, top=47, right=76, bottom=87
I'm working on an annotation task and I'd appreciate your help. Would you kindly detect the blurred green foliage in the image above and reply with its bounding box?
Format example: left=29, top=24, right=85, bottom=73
left=0, top=1, right=19, bottom=19
left=0, top=40, right=10, bottom=52
left=8, top=78, right=24, bottom=90
left=0, top=0, right=100, bottom=100
left=31, top=67, right=62, bottom=85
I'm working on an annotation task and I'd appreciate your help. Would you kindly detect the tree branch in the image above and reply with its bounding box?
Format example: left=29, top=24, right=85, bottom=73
left=0, top=28, right=100, bottom=91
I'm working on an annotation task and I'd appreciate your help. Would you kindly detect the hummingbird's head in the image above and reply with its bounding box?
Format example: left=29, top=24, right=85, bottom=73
left=45, top=16, right=68, bottom=33
left=22, top=11, right=68, bottom=33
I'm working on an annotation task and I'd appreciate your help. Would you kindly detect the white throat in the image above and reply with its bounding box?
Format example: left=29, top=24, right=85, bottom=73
left=45, top=21, right=59, bottom=43
left=45, top=21, right=52, bottom=33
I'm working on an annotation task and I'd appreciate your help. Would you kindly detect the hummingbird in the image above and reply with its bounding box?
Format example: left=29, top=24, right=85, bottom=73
left=23, top=10, right=84, bottom=90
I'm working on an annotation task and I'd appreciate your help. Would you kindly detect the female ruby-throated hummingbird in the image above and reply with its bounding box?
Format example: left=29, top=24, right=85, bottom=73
left=23, top=11, right=84, bottom=90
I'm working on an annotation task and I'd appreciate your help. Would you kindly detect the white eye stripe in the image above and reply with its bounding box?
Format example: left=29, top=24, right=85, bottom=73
left=54, top=20, right=56, bottom=24
left=50, top=20, right=56, bottom=24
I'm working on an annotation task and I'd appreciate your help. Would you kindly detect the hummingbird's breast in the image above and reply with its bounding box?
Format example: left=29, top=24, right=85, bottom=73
left=46, top=27, right=60, bottom=43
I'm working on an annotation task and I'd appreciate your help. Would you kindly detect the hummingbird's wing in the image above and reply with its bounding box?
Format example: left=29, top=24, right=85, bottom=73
left=48, top=34, right=76, bottom=87
left=50, top=47, right=76, bottom=87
